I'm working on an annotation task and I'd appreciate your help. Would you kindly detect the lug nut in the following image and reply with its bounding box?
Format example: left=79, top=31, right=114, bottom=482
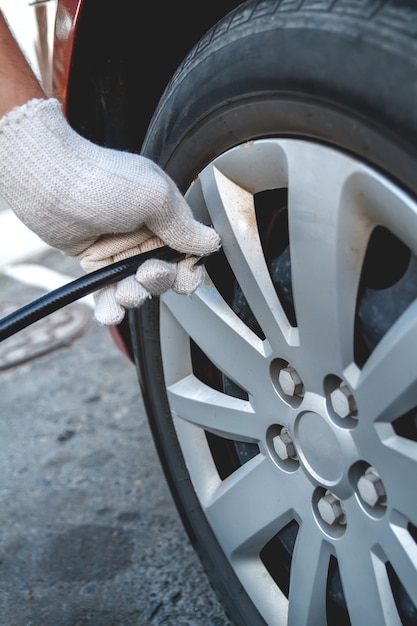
left=317, top=491, right=346, bottom=525
left=357, top=467, right=386, bottom=507
left=330, top=382, right=357, bottom=419
left=279, top=366, right=304, bottom=397
left=273, top=427, right=297, bottom=461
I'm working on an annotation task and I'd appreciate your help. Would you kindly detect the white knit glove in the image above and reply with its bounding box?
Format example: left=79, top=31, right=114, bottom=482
left=0, top=98, right=220, bottom=324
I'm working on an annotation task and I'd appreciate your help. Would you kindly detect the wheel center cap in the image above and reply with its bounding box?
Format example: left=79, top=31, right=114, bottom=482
left=295, top=412, right=343, bottom=484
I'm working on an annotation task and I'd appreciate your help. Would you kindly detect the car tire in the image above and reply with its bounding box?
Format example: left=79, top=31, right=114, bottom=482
left=130, top=2, right=417, bottom=625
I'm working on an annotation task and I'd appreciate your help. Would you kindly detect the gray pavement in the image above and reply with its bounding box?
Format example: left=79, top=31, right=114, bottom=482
left=0, top=250, right=230, bottom=626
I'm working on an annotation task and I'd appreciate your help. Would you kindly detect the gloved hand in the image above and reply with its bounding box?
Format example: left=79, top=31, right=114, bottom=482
left=0, top=98, right=221, bottom=324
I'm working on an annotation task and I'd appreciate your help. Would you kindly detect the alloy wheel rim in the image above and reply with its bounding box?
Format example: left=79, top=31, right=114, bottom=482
left=159, top=139, right=417, bottom=625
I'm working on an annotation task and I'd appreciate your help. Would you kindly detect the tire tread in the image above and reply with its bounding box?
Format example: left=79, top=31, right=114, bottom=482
left=174, top=0, right=417, bottom=88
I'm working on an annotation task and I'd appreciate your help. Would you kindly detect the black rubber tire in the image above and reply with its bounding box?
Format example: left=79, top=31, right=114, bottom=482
left=130, top=2, right=417, bottom=625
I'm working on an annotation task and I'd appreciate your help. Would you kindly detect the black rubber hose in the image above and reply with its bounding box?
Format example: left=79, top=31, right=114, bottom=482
left=0, top=246, right=186, bottom=342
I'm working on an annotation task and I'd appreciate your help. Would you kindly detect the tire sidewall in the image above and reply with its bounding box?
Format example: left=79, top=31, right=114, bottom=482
left=143, top=3, right=417, bottom=198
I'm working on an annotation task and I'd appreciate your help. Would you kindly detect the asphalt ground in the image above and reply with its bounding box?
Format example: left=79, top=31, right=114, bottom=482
left=0, top=248, right=230, bottom=626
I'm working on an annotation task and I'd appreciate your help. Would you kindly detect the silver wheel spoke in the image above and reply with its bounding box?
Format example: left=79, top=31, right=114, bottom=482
left=205, top=457, right=303, bottom=555
left=338, top=545, right=399, bottom=625
left=376, top=445, right=417, bottom=525
left=283, top=142, right=370, bottom=378
left=287, top=529, right=330, bottom=626
left=162, top=285, right=269, bottom=398
left=199, top=147, right=298, bottom=349
left=386, top=522, right=417, bottom=609
left=167, top=375, right=261, bottom=441
left=357, top=300, right=417, bottom=423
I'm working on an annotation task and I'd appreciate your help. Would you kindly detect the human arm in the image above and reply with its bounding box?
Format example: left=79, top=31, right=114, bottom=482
left=0, top=12, right=46, bottom=114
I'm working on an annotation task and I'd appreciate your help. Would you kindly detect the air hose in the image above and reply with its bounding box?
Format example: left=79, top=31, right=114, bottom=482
left=0, top=246, right=188, bottom=342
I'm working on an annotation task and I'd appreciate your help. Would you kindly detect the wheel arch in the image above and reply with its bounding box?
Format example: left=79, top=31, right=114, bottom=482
left=62, top=0, right=243, bottom=150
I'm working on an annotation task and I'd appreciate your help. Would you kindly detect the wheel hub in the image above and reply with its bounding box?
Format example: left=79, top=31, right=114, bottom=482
left=294, top=411, right=344, bottom=484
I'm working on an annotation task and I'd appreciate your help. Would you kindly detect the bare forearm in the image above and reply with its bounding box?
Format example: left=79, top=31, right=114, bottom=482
left=0, top=12, right=45, bottom=117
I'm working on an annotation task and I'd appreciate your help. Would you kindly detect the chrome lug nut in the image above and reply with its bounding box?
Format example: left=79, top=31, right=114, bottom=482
left=317, top=491, right=346, bottom=525
left=330, top=382, right=357, bottom=419
left=279, top=366, right=304, bottom=397
left=273, top=428, right=297, bottom=461
left=357, top=467, right=387, bottom=507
